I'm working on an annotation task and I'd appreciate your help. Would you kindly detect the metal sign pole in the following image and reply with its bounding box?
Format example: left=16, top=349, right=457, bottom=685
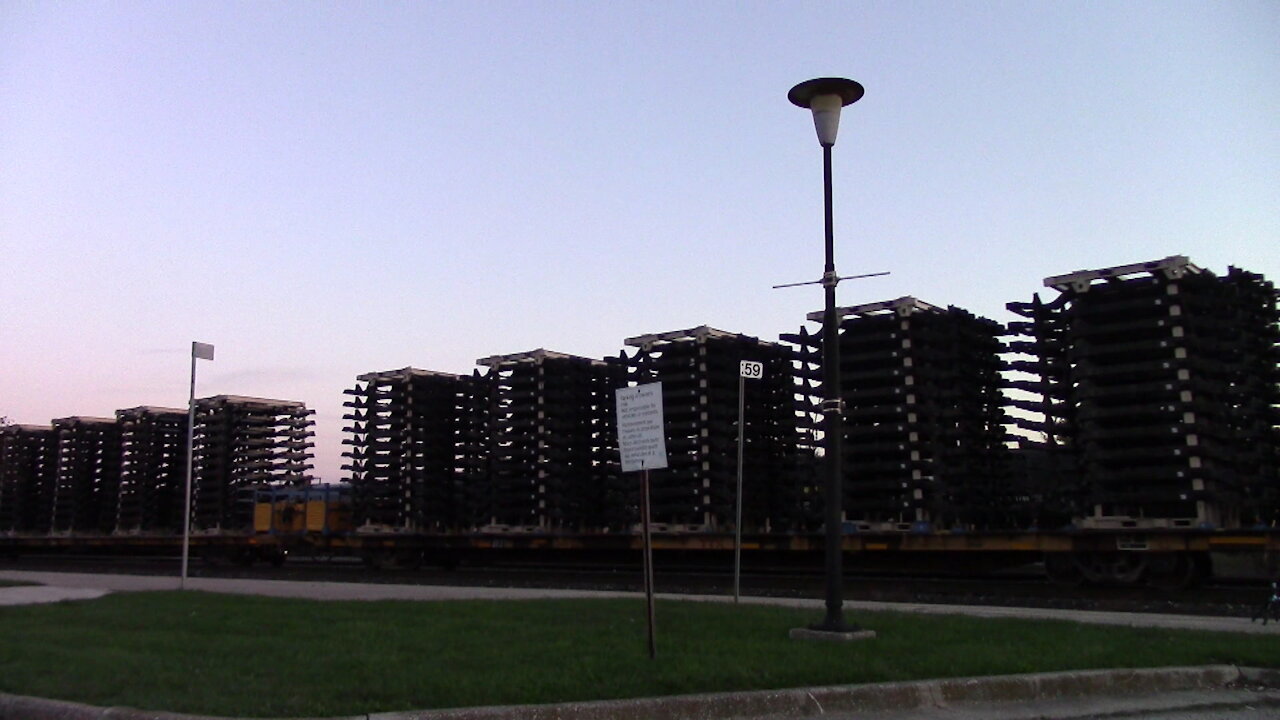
left=615, top=383, right=666, bottom=659
left=181, top=341, right=213, bottom=590
left=734, top=360, right=762, bottom=603
left=734, top=372, right=745, bottom=603
left=642, top=467, right=656, bottom=659
left=180, top=352, right=197, bottom=590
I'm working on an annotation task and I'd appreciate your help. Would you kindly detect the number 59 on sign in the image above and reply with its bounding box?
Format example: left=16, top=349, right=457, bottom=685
left=739, top=360, right=763, bottom=379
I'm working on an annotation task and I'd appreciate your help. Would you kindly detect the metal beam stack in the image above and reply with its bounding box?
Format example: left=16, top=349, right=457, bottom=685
left=476, top=350, right=627, bottom=531
left=341, top=368, right=488, bottom=532
left=115, top=406, right=188, bottom=534
left=1007, top=256, right=1280, bottom=528
left=49, top=417, right=123, bottom=534
left=0, top=424, right=58, bottom=534
left=788, top=298, right=1010, bottom=531
left=623, top=327, right=803, bottom=531
left=191, top=396, right=315, bottom=532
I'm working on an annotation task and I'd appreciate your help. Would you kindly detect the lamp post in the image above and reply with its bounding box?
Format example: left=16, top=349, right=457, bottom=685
left=789, top=77, right=864, bottom=634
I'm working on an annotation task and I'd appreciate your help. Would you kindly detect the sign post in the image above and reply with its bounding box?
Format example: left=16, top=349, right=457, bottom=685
left=181, top=341, right=215, bottom=590
left=735, top=360, right=764, bottom=603
left=616, top=383, right=668, bottom=659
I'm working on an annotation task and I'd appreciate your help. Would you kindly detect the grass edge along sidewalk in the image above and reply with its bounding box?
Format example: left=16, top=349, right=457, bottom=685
left=5, top=665, right=1280, bottom=720
left=1, top=592, right=1277, bottom=718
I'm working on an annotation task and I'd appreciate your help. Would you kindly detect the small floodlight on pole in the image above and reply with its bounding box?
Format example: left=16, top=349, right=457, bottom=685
left=784, top=77, right=876, bottom=640
left=181, top=341, right=214, bottom=590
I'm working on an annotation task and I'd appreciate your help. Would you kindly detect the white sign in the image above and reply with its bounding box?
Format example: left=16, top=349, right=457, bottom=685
left=740, top=360, right=763, bottom=379
left=192, top=342, right=215, bottom=361
left=616, top=383, right=668, bottom=472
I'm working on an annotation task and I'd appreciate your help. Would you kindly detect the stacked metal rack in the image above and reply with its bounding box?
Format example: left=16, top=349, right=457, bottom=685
left=623, top=327, right=804, bottom=531
left=341, top=368, right=488, bottom=532
left=1004, top=291, right=1081, bottom=528
left=115, top=406, right=188, bottom=534
left=1006, top=256, right=1280, bottom=529
left=50, top=416, right=122, bottom=534
left=476, top=350, right=627, bottom=531
left=0, top=424, right=57, bottom=534
left=191, top=396, right=315, bottom=532
left=787, top=298, right=1011, bottom=531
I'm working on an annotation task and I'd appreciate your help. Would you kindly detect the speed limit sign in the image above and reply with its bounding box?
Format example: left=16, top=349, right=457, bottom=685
left=739, top=360, right=764, bottom=379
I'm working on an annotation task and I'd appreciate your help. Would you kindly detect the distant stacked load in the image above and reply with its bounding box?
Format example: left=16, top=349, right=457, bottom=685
left=788, top=298, right=1010, bottom=531
left=341, top=368, right=487, bottom=532
left=0, top=425, right=57, bottom=534
left=476, top=350, right=627, bottom=531
left=50, top=416, right=122, bottom=534
left=191, top=396, right=315, bottom=532
left=623, top=326, right=804, bottom=531
left=1006, top=256, right=1280, bottom=529
left=115, top=406, right=188, bottom=534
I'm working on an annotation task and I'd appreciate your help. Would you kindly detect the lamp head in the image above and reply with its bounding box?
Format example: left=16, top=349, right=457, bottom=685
left=788, top=77, right=864, bottom=147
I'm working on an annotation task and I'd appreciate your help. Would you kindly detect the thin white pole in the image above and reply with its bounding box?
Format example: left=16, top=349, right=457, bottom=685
left=180, top=351, right=197, bottom=589
left=734, top=372, right=745, bottom=603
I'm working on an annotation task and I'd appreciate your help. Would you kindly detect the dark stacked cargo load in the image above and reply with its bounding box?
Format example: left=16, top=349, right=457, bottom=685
left=115, top=406, right=188, bottom=534
left=0, top=425, right=58, bottom=534
left=623, top=326, right=803, bottom=531
left=1226, top=268, right=1280, bottom=525
left=191, top=396, right=315, bottom=532
left=341, top=368, right=488, bottom=532
left=788, top=298, right=1011, bottom=531
left=1005, top=291, right=1081, bottom=528
left=1007, top=256, right=1280, bottom=529
left=50, top=417, right=123, bottom=534
left=476, top=350, right=627, bottom=531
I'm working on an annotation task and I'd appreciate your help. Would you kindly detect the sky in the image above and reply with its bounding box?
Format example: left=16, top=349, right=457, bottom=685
left=2, top=1, right=1276, bottom=483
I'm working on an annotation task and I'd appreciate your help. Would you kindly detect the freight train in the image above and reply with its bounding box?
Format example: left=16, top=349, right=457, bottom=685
left=2, top=256, right=1277, bottom=587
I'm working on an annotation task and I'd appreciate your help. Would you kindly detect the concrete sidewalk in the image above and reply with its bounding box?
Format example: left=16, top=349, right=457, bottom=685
left=1, top=569, right=1277, bottom=635
left=0, top=582, right=109, bottom=606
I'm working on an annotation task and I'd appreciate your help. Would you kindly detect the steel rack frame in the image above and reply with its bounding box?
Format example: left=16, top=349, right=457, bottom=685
left=191, top=396, right=315, bottom=532
left=476, top=349, right=627, bottom=532
left=0, top=424, right=58, bottom=535
left=1007, top=256, right=1279, bottom=529
left=49, top=416, right=122, bottom=535
left=342, top=367, right=488, bottom=532
left=789, top=298, right=1011, bottom=531
left=115, top=406, right=188, bottom=534
left=623, top=326, right=804, bottom=531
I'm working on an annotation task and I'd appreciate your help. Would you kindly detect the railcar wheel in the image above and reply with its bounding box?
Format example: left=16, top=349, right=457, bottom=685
left=1075, top=552, right=1147, bottom=586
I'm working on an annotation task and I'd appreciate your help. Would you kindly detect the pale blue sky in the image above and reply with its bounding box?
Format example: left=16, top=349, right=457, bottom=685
left=2, top=1, right=1276, bottom=482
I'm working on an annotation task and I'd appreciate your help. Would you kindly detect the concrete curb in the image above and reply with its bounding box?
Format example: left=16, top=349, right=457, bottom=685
left=2, top=665, right=1274, bottom=720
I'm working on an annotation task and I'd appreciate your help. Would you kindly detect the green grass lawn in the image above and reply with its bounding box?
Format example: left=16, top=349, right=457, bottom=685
left=0, top=592, right=1275, bottom=718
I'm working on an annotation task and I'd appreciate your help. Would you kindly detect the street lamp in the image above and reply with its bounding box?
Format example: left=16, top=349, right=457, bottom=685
left=788, top=77, right=868, bottom=636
